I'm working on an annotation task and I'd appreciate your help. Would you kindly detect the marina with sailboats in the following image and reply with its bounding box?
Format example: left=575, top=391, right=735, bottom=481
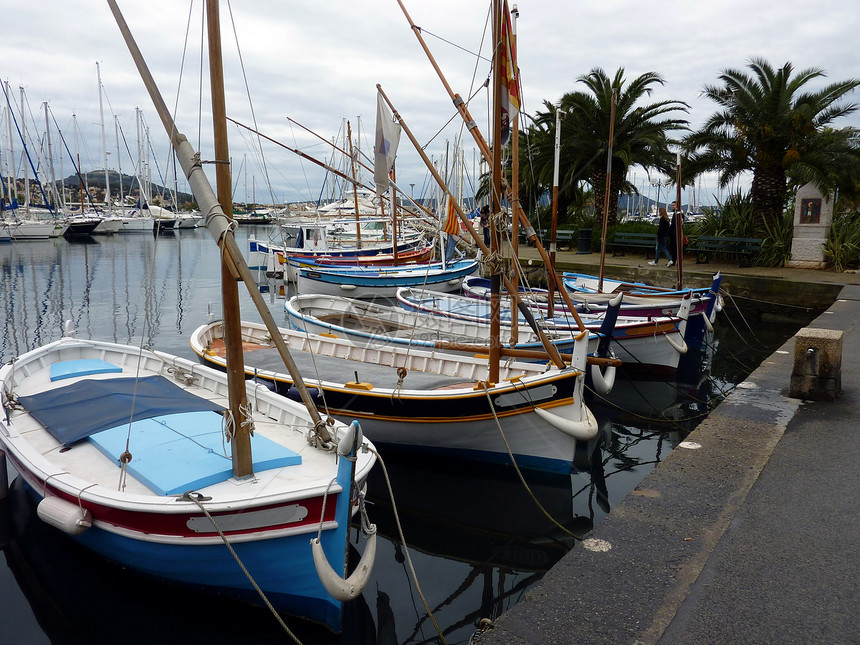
left=1, top=220, right=848, bottom=643
left=1, top=0, right=859, bottom=643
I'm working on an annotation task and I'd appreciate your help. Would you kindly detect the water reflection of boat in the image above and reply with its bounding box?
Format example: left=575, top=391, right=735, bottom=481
left=365, top=448, right=602, bottom=572
left=0, top=478, right=372, bottom=645
left=588, top=342, right=717, bottom=432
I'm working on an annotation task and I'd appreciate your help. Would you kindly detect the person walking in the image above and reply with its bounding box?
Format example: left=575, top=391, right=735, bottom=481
left=648, top=207, right=674, bottom=266
left=668, top=201, right=684, bottom=265
left=479, top=205, right=491, bottom=246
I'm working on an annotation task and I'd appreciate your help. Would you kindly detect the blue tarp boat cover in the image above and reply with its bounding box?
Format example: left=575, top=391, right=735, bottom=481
left=17, top=375, right=224, bottom=446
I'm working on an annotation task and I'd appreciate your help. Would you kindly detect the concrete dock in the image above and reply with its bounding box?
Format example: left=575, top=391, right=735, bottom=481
left=473, top=249, right=860, bottom=644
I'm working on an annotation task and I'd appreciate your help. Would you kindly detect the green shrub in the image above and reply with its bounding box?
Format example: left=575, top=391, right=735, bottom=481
left=757, top=210, right=793, bottom=267
left=824, top=211, right=860, bottom=272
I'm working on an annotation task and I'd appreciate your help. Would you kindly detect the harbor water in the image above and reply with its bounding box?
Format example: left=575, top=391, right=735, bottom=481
left=0, top=227, right=817, bottom=644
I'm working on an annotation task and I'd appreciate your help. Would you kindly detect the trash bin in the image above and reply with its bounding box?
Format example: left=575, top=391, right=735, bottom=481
left=577, top=228, right=592, bottom=254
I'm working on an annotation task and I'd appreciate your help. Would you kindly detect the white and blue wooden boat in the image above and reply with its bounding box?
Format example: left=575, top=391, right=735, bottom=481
left=0, top=335, right=377, bottom=632
left=561, top=272, right=723, bottom=347
left=5, top=5, right=382, bottom=631
left=395, top=287, right=692, bottom=373
left=463, top=273, right=722, bottom=347
left=293, top=258, right=479, bottom=298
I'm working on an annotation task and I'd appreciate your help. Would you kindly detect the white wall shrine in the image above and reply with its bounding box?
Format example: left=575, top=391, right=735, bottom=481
left=787, top=183, right=832, bottom=269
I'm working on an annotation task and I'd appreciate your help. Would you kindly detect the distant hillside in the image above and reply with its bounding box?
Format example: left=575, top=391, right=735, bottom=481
left=60, top=170, right=195, bottom=206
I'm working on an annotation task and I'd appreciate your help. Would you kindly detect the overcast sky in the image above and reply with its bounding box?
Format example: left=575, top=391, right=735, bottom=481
left=4, top=0, right=859, bottom=208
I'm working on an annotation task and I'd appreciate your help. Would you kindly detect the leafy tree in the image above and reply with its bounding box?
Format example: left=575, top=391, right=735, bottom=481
left=537, top=68, right=689, bottom=227
left=685, top=58, right=860, bottom=234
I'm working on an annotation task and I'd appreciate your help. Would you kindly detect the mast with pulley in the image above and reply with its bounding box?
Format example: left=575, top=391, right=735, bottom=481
left=205, top=0, right=253, bottom=477
left=106, top=0, right=334, bottom=464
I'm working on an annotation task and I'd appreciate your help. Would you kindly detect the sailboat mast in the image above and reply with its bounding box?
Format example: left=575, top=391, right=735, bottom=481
left=107, top=0, right=332, bottom=447
left=43, top=102, right=61, bottom=212
left=397, top=0, right=587, bottom=332
left=20, top=87, right=29, bottom=214
left=509, top=3, right=520, bottom=345
left=376, top=84, right=566, bottom=369
left=97, top=62, right=112, bottom=215
left=675, top=151, right=683, bottom=289
left=206, top=0, right=253, bottom=477
left=597, top=90, right=617, bottom=293
left=489, top=0, right=503, bottom=382
left=347, top=120, right=362, bottom=248
left=115, top=116, right=125, bottom=211
left=5, top=85, right=17, bottom=207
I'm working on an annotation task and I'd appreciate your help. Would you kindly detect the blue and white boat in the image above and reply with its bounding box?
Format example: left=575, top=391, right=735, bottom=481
left=395, top=287, right=693, bottom=373
left=0, top=335, right=377, bottom=632
left=1, top=5, right=382, bottom=631
left=561, top=272, right=723, bottom=348
left=286, top=292, right=589, bottom=356
left=248, top=222, right=426, bottom=280
left=293, top=258, right=479, bottom=298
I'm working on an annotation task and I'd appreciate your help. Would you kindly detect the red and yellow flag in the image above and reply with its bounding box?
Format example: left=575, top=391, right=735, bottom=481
left=442, top=194, right=460, bottom=236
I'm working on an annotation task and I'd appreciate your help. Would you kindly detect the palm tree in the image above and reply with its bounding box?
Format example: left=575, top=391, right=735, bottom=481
left=539, top=68, right=688, bottom=227
left=685, top=58, right=860, bottom=234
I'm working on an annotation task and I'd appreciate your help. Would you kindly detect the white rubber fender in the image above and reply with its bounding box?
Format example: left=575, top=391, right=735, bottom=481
left=702, top=313, right=714, bottom=333
left=533, top=405, right=598, bottom=440
left=37, top=496, right=92, bottom=535
left=666, top=332, right=688, bottom=355
left=311, top=531, right=376, bottom=601
left=590, top=363, right=616, bottom=395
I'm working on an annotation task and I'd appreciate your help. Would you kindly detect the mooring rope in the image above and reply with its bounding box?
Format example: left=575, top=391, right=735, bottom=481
left=184, top=492, right=304, bottom=645
left=369, top=448, right=448, bottom=644
left=480, top=383, right=584, bottom=542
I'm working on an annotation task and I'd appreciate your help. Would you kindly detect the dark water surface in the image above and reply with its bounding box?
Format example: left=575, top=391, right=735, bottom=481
left=0, top=228, right=816, bottom=644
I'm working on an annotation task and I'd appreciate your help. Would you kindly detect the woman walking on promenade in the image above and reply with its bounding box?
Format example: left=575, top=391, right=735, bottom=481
left=649, top=207, right=674, bottom=266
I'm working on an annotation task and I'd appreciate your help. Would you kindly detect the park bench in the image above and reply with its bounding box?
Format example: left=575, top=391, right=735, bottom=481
left=537, top=229, right=578, bottom=249
left=686, top=235, right=763, bottom=266
left=610, top=232, right=657, bottom=258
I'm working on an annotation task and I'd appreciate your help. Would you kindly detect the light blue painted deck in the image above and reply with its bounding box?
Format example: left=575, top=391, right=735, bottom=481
left=50, top=359, right=123, bottom=382
left=89, top=410, right=302, bottom=495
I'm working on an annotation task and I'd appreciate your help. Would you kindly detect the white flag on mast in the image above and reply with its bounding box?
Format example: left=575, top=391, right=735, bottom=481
left=374, top=91, right=402, bottom=197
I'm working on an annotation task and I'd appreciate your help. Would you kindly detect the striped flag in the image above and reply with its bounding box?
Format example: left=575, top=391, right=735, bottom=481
left=442, top=194, right=460, bottom=236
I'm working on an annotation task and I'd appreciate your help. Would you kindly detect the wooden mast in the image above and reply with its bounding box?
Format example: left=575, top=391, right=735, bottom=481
left=395, top=0, right=587, bottom=332
left=107, top=0, right=332, bottom=448
left=675, top=151, right=684, bottom=290
left=376, top=84, right=567, bottom=370
left=489, top=0, right=503, bottom=383
left=597, top=90, right=617, bottom=293
left=509, top=3, right=520, bottom=345
left=347, top=120, right=362, bottom=249
left=206, top=0, right=252, bottom=477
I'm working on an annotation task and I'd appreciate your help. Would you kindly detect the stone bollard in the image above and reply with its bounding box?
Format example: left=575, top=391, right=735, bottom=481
left=789, top=327, right=843, bottom=401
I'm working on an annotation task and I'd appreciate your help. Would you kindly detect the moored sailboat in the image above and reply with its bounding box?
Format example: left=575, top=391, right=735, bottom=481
left=0, top=2, right=379, bottom=633
left=191, top=317, right=598, bottom=473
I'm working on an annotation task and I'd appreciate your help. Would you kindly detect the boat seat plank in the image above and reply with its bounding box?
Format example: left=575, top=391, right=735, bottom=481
left=50, top=359, right=123, bottom=381
left=89, top=410, right=302, bottom=496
